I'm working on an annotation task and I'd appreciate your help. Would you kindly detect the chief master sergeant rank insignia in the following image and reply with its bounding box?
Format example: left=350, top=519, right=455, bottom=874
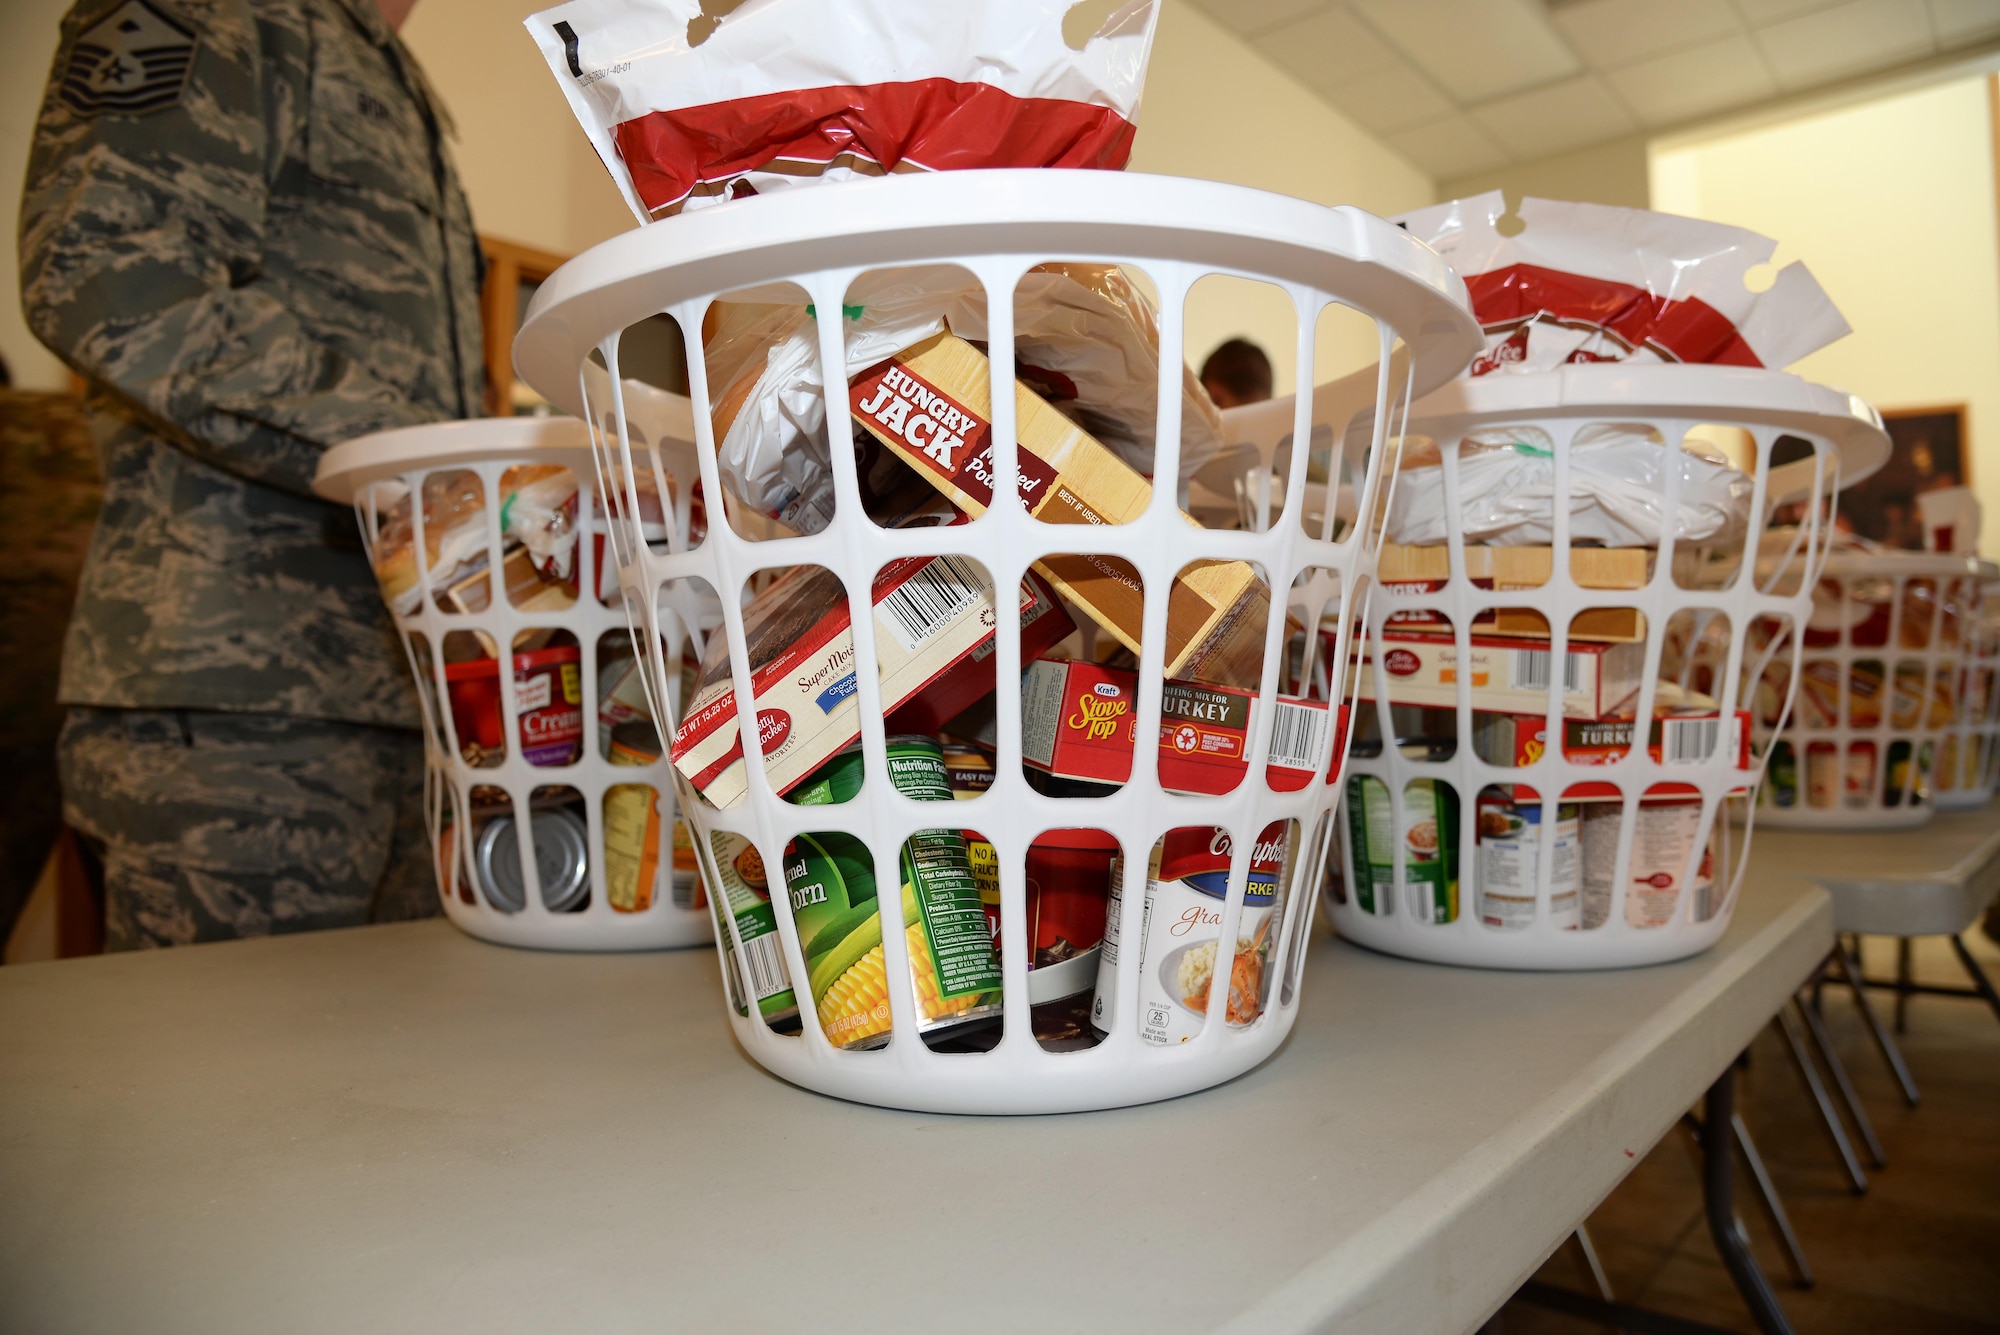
left=58, top=0, right=197, bottom=118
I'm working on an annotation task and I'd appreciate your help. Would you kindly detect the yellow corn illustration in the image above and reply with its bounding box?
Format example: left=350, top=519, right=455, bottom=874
left=817, top=920, right=987, bottom=1047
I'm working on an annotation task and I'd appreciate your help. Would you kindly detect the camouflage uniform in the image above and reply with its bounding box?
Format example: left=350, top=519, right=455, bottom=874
left=21, top=0, right=484, bottom=947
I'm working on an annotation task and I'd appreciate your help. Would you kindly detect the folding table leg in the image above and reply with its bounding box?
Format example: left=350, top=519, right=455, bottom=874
left=1834, top=936, right=1919, bottom=1107
left=1572, top=1224, right=1615, bottom=1303
left=1896, top=937, right=1914, bottom=1033
left=1731, top=1113, right=1814, bottom=1289
left=1796, top=987, right=1885, bottom=1167
left=1950, top=934, right=2000, bottom=1022
left=1774, top=1005, right=1867, bottom=1194
left=1703, top=1066, right=1797, bottom=1335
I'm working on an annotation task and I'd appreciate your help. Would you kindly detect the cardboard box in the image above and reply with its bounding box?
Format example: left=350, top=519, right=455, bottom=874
left=1019, top=657, right=1345, bottom=796
left=1375, top=543, right=1650, bottom=643
left=1473, top=709, right=1751, bottom=801
left=849, top=331, right=1271, bottom=685
left=1355, top=628, right=1645, bottom=719
left=672, top=562, right=1073, bottom=808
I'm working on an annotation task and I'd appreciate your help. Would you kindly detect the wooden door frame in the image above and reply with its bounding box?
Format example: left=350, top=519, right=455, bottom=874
left=480, top=235, right=570, bottom=418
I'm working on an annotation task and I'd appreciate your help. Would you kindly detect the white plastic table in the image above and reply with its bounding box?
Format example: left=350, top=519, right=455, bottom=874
left=1751, top=799, right=2000, bottom=1112
left=0, top=877, right=1831, bottom=1335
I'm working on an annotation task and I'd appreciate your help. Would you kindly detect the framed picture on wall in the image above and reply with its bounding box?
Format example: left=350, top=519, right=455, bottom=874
left=1836, top=405, right=1970, bottom=550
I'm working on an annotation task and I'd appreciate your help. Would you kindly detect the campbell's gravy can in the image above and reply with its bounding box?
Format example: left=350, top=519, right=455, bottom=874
left=1091, top=821, right=1293, bottom=1045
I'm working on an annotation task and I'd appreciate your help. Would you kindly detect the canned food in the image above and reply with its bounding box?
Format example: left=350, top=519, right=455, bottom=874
left=699, top=827, right=800, bottom=1028
left=1475, top=791, right=1580, bottom=930
left=474, top=804, right=591, bottom=913
left=785, top=738, right=1003, bottom=1049
left=1024, top=830, right=1116, bottom=1005
left=442, top=644, right=585, bottom=768
left=1091, top=822, right=1293, bottom=1045
left=1580, top=799, right=1714, bottom=929
left=1345, top=774, right=1459, bottom=923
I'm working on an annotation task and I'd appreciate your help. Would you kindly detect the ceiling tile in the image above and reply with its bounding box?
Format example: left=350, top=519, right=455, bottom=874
left=1384, top=115, right=1514, bottom=179
left=1350, top=0, right=1583, bottom=102
left=1929, top=0, right=2000, bottom=43
left=1753, top=0, right=1936, bottom=88
left=1186, top=0, right=1331, bottom=40
left=1732, top=0, right=1849, bottom=20
left=1318, top=59, right=1460, bottom=134
left=1251, top=7, right=1401, bottom=90
left=1604, top=34, right=1778, bottom=126
left=1548, top=0, right=1744, bottom=69
left=1472, top=74, right=1638, bottom=159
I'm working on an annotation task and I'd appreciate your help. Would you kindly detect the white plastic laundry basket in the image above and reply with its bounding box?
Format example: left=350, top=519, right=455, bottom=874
left=1942, top=567, right=2000, bottom=808
left=315, top=416, right=713, bottom=950
left=1326, top=364, right=1889, bottom=969
left=1760, top=550, right=1990, bottom=827
left=513, top=169, right=1482, bottom=1112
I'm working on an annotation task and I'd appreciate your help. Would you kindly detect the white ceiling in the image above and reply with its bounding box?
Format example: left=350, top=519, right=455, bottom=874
left=1191, top=0, right=2000, bottom=180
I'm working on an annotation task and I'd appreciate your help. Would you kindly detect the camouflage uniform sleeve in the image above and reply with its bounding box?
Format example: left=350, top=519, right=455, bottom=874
left=19, top=0, right=445, bottom=500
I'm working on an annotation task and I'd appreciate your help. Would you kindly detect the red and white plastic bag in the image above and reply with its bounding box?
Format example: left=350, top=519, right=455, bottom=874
left=1395, top=191, right=1849, bottom=375
left=525, top=0, right=1161, bottom=224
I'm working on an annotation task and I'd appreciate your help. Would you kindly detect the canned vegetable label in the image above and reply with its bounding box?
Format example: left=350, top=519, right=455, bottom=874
left=1475, top=793, right=1579, bottom=930
left=1346, top=774, right=1459, bottom=923
left=702, top=829, right=799, bottom=1024
left=786, top=737, right=1003, bottom=1048
left=1092, top=822, right=1292, bottom=1045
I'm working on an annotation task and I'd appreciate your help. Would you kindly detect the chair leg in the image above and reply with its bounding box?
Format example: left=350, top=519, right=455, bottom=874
left=1732, top=1113, right=1815, bottom=1289
left=1834, top=936, right=1920, bottom=1107
left=1796, top=984, right=1886, bottom=1166
left=1896, top=937, right=1914, bottom=1033
left=1775, top=1004, right=1867, bottom=1194
left=1949, top=934, right=2000, bottom=1023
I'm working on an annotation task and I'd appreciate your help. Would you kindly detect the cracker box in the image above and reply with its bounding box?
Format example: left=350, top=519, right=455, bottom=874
left=849, top=331, right=1270, bottom=685
left=673, top=562, right=1073, bottom=808
left=1473, top=709, right=1752, bottom=801
left=1019, top=657, right=1344, bottom=795
left=1355, top=628, right=1645, bottom=719
left=1376, top=543, right=1650, bottom=642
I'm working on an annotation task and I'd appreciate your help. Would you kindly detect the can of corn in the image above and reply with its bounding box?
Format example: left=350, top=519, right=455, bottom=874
left=696, top=821, right=800, bottom=1029
left=784, top=737, right=1003, bottom=1049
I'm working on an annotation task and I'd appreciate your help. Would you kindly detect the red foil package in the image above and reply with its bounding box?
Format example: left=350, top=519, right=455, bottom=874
left=1395, top=192, right=1849, bottom=374
left=526, top=0, right=1160, bottom=223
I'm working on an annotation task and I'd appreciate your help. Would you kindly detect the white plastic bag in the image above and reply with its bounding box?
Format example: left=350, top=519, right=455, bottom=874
left=526, top=0, right=1159, bottom=223
left=1394, top=192, right=1849, bottom=374
left=705, top=264, right=1226, bottom=533
left=1386, top=424, right=1753, bottom=548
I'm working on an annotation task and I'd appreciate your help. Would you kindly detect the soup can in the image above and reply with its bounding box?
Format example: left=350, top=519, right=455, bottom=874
left=474, top=803, right=590, bottom=913
left=1475, top=790, right=1580, bottom=930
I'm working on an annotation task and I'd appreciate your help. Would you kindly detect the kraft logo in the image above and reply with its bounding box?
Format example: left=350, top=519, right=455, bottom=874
left=756, top=709, right=791, bottom=753
left=1383, top=648, right=1422, bottom=677
left=1093, top=682, right=1120, bottom=697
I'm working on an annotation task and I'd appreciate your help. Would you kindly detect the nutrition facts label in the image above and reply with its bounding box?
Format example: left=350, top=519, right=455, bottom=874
left=904, top=829, right=1001, bottom=1000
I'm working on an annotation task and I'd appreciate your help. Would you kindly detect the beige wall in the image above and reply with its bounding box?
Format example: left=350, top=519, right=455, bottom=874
left=399, top=0, right=633, bottom=258
left=1439, top=133, right=1651, bottom=212
left=3, top=0, right=76, bottom=392
left=1133, top=1, right=1434, bottom=395
left=1652, top=77, right=2000, bottom=559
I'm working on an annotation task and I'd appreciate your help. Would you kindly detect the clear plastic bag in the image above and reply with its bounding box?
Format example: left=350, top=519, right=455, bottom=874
left=1386, top=423, right=1753, bottom=548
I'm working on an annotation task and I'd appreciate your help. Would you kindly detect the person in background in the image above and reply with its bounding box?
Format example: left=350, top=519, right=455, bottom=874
left=19, top=0, right=482, bottom=948
left=1199, top=337, right=1274, bottom=409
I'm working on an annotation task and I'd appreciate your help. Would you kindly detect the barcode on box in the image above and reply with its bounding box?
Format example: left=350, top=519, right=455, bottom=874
left=739, top=927, right=792, bottom=1001
left=1269, top=701, right=1326, bottom=772
left=879, top=554, right=984, bottom=653
left=1510, top=648, right=1583, bottom=694
left=1664, top=716, right=1719, bottom=765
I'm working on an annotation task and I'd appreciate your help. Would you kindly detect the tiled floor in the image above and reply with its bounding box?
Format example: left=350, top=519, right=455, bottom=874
left=1494, top=928, right=2000, bottom=1334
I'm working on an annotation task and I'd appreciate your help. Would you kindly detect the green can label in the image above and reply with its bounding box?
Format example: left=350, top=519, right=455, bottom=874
left=1346, top=774, right=1459, bottom=924
left=786, top=737, right=1002, bottom=1047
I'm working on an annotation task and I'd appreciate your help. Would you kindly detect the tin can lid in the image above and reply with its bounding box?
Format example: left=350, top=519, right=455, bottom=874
left=475, top=805, right=591, bottom=913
